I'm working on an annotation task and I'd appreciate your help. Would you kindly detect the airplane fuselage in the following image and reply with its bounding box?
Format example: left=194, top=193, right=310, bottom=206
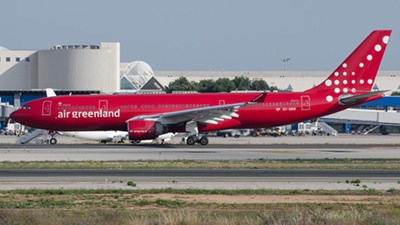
left=11, top=92, right=379, bottom=132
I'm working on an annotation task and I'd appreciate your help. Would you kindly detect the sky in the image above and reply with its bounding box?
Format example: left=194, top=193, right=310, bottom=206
left=1, top=0, right=399, bottom=71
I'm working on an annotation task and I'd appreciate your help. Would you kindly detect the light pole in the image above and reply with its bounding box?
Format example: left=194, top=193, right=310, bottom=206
left=282, top=58, right=290, bottom=71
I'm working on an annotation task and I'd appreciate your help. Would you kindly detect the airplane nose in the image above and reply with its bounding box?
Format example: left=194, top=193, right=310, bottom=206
left=10, top=110, right=22, bottom=123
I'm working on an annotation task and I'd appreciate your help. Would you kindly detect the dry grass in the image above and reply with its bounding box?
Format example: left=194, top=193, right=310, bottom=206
left=3, top=158, right=400, bottom=170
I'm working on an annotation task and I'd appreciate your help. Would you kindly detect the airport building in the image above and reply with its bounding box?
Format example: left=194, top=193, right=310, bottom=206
left=1, top=44, right=400, bottom=133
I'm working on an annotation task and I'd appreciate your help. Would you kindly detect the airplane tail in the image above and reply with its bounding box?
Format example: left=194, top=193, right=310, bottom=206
left=307, top=30, right=391, bottom=94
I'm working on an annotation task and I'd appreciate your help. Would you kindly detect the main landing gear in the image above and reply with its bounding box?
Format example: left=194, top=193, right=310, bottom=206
left=185, top=120, right=209, bottom=146
left=186, top=135, right=209, bottom=146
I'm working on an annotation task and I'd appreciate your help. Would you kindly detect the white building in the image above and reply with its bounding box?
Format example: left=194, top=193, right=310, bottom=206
left=0, top=43, right=120, bottom=93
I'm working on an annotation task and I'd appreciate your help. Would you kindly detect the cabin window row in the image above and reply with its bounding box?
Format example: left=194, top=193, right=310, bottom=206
left=58, top=106, right=96, bottom=110
left=251, top=102, right=300, bottom=106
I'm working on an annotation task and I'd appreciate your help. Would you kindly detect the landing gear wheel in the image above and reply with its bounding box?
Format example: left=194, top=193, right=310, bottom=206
left=187, top=136, right=196, bottom=145
left=49, top=138, right=57, bottom=145
left=199, top=136, right=209, bottom=145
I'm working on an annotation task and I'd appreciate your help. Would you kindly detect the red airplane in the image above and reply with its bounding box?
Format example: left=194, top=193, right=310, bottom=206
left=11, top=30, right=391, bottom=145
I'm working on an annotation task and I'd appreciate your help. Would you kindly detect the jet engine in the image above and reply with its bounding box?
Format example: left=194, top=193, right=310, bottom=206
left=128, top=120, right=167, bottom=140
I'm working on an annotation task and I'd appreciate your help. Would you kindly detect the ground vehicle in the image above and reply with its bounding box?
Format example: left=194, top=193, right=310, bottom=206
left=251, top=127, right=283, bottom=137
left=217, top=129, right=241, bottom=138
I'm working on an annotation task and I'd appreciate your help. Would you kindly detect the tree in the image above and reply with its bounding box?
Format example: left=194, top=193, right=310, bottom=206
left=198, top=79, right=217, bottom=92
left=165, top=77, right=199, bottom=93
left=250, top=79, right=270, bottom=91
left=215, top=78, right=236, bottom=92
left=232, top=76, right=251, bottom=90
left=391, top=91, right=400, bottom=96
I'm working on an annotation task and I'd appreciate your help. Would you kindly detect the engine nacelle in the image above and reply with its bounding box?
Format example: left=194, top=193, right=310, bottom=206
left=128, top=120, right=167, bottom=140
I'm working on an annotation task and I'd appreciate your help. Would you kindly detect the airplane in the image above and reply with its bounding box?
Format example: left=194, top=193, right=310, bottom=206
left=11, top=30, right=391, bottom=146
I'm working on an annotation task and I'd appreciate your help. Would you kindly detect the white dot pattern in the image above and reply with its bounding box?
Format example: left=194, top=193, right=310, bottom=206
left=321, top=32, right=389, bottom=96
left=383, top=36, right=389, bottom=44
left=325, top=80, right=332, bottom=86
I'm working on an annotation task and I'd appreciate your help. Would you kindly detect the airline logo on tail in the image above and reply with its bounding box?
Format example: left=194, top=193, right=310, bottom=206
left=309, top=30, right=391, bottom=103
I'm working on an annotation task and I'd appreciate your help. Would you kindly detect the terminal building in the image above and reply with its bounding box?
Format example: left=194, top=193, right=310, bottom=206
left=1, top=43, right=400, bottom=133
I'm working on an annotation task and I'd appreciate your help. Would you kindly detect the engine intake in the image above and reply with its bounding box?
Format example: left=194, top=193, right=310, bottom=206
left=128, top=120, right=167, bottom=140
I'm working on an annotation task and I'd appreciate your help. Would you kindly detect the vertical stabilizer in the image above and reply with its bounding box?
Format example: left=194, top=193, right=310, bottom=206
left=307, top=30, right=391, bottom=94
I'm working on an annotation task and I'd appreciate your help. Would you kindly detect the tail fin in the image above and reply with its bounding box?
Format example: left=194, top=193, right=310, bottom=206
left=307, top=30, right=391, bottom=94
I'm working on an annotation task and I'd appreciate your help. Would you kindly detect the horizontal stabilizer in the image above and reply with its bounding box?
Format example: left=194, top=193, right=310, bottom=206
left=338, top=90, right=387, bottom=106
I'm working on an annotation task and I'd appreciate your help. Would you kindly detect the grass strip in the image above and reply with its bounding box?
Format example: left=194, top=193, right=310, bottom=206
left=3, top=187, right=400, bottom=196
left=3, top=158, right=400, bottom=170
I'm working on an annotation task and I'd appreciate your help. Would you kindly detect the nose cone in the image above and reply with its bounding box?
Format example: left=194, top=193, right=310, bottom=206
left=10, top=110, right=25, bottom=124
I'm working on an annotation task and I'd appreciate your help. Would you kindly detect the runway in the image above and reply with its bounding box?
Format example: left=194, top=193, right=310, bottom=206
left=2, top=143, right=400, bottom=161
left=1, top=169, right=400, bottom=190
left=1, top=135, right=400, bottom=190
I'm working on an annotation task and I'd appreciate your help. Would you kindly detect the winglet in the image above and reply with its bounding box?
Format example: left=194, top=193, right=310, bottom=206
left=250, top=92, right=267, bottom=103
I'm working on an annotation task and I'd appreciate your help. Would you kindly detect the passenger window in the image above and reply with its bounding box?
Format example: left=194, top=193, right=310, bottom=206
left=120, top=106, right=123, bottom=109
left=197, top=104, right=199, bottom=107
left=93, top=106, right=96, bottom=109
left=124, top=106, right=126, bottom=108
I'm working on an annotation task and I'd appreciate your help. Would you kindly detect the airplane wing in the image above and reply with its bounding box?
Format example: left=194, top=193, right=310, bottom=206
left=126, top=92, right=267, bottom=125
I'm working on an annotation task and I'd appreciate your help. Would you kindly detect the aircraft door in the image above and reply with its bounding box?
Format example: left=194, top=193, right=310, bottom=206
left=301, top=95, right=310, bottom=111
left=42, top=101, right=52, bottom=116
left=99, top=100, right=108, bottom=111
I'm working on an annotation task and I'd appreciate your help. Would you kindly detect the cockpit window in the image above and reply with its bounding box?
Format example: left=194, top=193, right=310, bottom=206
left=21, top=106, right=31, bottom=110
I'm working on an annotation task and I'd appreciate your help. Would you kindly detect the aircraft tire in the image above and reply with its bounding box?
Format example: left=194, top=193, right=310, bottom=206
left=199, top=136, right=209, bottom=145
left=49, top=138, right=57, bottom=145
left=187, top=136, right=196, bottom=145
